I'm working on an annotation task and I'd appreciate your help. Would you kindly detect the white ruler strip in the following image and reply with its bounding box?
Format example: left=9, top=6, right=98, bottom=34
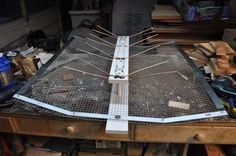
left=106, top=36, right=129, bottom=134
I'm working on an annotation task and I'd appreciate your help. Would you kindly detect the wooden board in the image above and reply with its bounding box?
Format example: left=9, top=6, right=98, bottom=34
left=208, top=58, right=225, bottom=75
left=210, top=41, right=235, bottom=56
left=153, top=27, right=222, bottom=34
left=152, top=5, right=182, bottom=21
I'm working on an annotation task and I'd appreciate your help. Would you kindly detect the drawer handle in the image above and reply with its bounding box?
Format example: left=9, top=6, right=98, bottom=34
left=65, top=126, right=75, bottom=134
left=193, top=133, right=205, bottom=141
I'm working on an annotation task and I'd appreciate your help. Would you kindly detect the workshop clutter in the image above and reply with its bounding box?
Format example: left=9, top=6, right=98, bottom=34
left=184, top=41, right=236, bottom=73
left=151, top=4, right=236, bottom=47
left=21, top=137, right=184, bottom=156
left=184, top=40, right=236, bottom=117
left=3, top=48, right=53, bottom=80
left=0, top=57, right=15, bottom=91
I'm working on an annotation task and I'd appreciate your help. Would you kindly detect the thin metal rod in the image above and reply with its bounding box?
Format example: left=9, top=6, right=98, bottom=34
left=143, top=31, right=157, bottom=36
left=76, top=48, right=112, bottom=61
left=77, top=56, right=110, bottom=75
left=129, top=61, right=168, bottom=76
left=96, top=25, right=118, bottom=37
left=134, top=71, right=189, bottom=81
left=89, top=33, right=116, bottom=47
left=92, top=29, right=117, bottom=39
left=129, top=27, right=153, bottom=38
left=138, top=71, right=177, bottom=78
left=129, top=44, right=161, bottom=59
left=136, top=39, right=161, bottom=46
left=85, top=42, right=113, bottom=58
left=87, top=38, right=115, bottom=48
left=63, top=66, right=108, bottom=79
left=129, top=34, right=159, bottom=47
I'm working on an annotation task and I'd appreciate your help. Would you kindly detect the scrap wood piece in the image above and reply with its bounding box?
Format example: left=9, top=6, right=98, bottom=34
left=168, top=101, right=190, bottom=110
left=208, top=58, right=226, bottom=75
left=184, top=49, right=209, bottom=64
left=63, top=73, right=74, bottom=81
left=198, top=43, right=216, bottom=54
left=218, top=62, right=230, bottom=69
left=210, top=41, right=235, bottom=56
left=227, top=64, right=236, bottom=75
left=217, top=56, right=229, bottom=64
left=152, top=5, right=182, bottom=21
left=205, top=145, right=226, bottom=156
left=194, top=43, right=215, bottom=57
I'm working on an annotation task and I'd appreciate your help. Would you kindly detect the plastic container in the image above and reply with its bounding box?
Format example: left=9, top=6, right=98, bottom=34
left=0, top=57, right=15, bottom=91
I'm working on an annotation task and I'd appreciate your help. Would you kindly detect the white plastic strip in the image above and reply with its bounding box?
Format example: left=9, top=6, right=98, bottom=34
left=14, top=94, right=228, bottom=123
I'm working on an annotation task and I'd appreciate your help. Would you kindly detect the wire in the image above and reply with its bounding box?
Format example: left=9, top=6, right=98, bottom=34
left=129, top=61, right=168, bottom=76
left=64, top=66, right=108, bottom=79
left=85, top=42, right=113, bottom=58
left=77, top=55, right=110, bottom=75
left=129, top=27, right=153, bottom=38
left=89, top=33, right=116, bottom=47
left=129, top=34, right=159, bottom=47
left=96, top=25, right=118, bottom=38
left=92, top=29, right=117, bottom=39
left=76, top=48, right=112, bottom=61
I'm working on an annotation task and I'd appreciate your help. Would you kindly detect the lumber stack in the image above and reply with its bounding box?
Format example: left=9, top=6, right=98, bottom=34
left=184, top=41, right=236, bottom=76
left=150, top=4, right=236, bottom=47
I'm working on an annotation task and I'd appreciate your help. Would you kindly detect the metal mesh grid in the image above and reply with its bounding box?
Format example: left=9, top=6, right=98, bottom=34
left=13, top=37, right=222, bottom=121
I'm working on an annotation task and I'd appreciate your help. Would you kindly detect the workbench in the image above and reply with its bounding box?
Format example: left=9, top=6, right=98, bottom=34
left=1, top=38, right=236, bottom=145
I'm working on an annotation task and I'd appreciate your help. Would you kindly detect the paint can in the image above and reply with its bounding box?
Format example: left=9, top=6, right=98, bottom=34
left=0, top=57, right=15, bottom=91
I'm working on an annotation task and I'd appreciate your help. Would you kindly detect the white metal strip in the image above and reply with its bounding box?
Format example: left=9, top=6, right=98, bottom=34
left=13, top=94, right=228, bottom=123
left=108, top=36, right=129, bottom=84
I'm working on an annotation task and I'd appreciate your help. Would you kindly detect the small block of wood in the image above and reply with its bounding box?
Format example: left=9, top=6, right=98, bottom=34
left=168, top=101, right=190, bottom=110
left=63, top=73, right=73, bottom=81
left=152, top=5, right=182, bottom=21
left=208, top=58, right=226, bottom=75
left=217, top=57, right=229, bottom=64
left=227, top=65, right=236, bottom=75
left=198, top=43, right=216, bottom=54
left=210, top=41, right=235, bottom=56
left=218, top=62, right=230, bottom=69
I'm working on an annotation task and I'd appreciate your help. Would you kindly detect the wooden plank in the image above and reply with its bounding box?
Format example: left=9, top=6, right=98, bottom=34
left=152, top=5, right=182, bottom=20
left=153, top=27, right=222, bottom=34
left=208, top=58, right=225, bottom=75
left=148, top=38, right=212, bottom=46
left=210, top=41, right=235, bottom=56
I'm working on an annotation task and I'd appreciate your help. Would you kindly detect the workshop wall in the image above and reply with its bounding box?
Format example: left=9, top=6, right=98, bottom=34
left=231, top=0, right=236, bottom=17
left=0, top=7, right=62, bottom=49
left=112, top=0, right=155, bottom=35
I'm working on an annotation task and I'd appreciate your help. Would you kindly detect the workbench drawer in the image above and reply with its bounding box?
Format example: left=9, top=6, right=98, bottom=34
left=13, top=118, right=50, bottom=136
left=0, top=117, right=14, bottom=133
left=47, top=120, right=131, bottom=141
